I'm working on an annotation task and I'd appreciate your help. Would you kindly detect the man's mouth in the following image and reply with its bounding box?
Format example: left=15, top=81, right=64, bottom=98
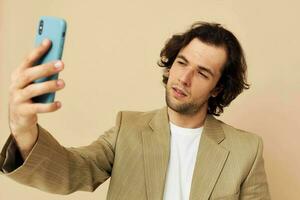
left=172, top=86, right=188, bottom=97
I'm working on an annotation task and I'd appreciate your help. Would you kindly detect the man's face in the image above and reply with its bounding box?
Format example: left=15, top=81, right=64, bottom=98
left=166, top=38, right=227, bottom=115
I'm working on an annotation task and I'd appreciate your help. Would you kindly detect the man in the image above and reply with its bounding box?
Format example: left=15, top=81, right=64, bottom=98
left=0, top=22, right=270, bottom=199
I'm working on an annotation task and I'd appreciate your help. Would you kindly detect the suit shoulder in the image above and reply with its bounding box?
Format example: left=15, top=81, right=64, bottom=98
left=119, top=108, right=158, bottom=120
left=218, top=120, right=262, bottom=152
left=220, top=120, right=261, bottom=141
left=117, top=108, right=160, bottom=129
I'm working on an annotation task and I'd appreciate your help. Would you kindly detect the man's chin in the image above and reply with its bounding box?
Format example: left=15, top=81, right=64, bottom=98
left=166, top=97, right=207, bottom=116
left=167, top=101, right=194, bottom=115
left=166, top=91, right=199, bottom=115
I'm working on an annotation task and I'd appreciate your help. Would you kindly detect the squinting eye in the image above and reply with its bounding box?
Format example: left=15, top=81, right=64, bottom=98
left=198, top=71, right=208, bottom=79
left=177, top=61, right=185, bottom=65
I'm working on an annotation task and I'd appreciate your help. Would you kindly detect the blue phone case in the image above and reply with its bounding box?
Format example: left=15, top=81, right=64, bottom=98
left=32, top=16, right=67, bottom=103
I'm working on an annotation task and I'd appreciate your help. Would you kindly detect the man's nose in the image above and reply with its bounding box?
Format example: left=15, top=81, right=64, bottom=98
left=179, top=68, right=193, bottom=87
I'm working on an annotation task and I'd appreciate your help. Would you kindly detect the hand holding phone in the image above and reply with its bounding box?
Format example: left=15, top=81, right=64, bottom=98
left=9, top=38, right=66, bottom=159
left=7, top=16, right=67, bottom=159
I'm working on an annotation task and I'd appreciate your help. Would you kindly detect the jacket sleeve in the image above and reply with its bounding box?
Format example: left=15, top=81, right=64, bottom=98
left=240, top=136, right=271, bottom=199
left=0, top=112, right=122, bottom=194
left=0, top=135, right=24, bottom=173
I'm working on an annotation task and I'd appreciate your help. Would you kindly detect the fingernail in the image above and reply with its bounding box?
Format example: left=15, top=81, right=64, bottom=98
left=54, top=61, right=62, bottom=68
left=42, top=39, right=49, bottom=46
left=56, top=101, right=61, bottom=108
left=56, top=80, right=64, bottom=86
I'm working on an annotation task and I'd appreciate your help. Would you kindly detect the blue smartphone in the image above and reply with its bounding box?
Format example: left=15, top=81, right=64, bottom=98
left=31, top=16, right=67, bottom=103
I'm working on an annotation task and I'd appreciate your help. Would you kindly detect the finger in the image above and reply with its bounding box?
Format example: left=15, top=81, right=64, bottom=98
left=20, top=101, right=62, bottom=115
left=20, top=39, right=52, bottom=70
left=21, top=79, right=65, bottom=101
left=13, top=60, right=64, bottom=89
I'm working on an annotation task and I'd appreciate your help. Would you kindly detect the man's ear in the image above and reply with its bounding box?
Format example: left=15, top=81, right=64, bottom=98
left=211, top=86, right=223, bottom=98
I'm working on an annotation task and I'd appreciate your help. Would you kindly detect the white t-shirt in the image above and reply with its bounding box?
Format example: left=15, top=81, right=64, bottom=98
left=163, top=122, right=203, bottom=200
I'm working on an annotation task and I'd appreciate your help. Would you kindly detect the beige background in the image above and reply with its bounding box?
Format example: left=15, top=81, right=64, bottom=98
left=1, top=0, right=299, bottom=199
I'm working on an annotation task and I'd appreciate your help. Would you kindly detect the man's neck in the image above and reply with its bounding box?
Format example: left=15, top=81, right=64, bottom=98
left=167, top=107, right=207, bottom=128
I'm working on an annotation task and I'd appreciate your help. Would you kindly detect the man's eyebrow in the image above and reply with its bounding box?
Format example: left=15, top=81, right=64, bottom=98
left=177, top=54, right=215, bottom=77
left=177, top=55, right=189, bottom=63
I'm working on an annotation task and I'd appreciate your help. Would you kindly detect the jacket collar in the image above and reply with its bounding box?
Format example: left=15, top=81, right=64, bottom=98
left=142, top=106, right=229, bottom=200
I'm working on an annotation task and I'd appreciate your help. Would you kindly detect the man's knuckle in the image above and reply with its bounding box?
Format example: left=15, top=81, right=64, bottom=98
left=23, top=87, right=33, bottom=98
left=42, top=63, right=54, bottom=75
left=46, top=84, right=53, bottom=92
left=35, top=47, right=44, bottom=57
left=28, top=52, right=37, bottom=62
left=31, top=106, right=38, bottom=114
left=21, top=71, right=32, bottom=84
left=13, top=92, right=22, bottom=104
left=50, top=64, right=56, bottom=73
left=23, top=55, right=33, bottom=66
left=24, top=55, right=30, bottom=63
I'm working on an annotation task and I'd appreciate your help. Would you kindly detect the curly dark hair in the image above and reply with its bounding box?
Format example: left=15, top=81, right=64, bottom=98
left=158, top=22, right=250, bottom=116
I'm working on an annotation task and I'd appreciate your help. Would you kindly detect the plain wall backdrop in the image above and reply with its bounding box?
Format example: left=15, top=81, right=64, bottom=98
left=1, top=0, right=299, bottom=199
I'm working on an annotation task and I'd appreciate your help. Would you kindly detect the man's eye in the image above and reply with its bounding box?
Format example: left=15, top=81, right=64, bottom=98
left=177, top=61, right=185, bottom=65
left=198, top=71, right=208, bottom=79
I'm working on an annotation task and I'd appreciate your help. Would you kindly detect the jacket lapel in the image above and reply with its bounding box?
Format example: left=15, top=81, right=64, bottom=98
left=142, top=107, right=170, bottom=200
left=142, top=108, right=229, bottom=200
left=189, top=115, right=230, bottom=200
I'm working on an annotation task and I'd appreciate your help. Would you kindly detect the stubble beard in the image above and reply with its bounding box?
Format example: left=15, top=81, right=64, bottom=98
left=165, top=87, right=205, bottom=116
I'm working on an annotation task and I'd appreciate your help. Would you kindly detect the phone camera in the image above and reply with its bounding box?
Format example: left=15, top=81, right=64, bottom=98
left=38, top=20, right=44, bottom=35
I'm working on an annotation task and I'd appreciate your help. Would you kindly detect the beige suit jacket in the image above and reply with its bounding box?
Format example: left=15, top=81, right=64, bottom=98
left=0, top=107, right=270, bottom=199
